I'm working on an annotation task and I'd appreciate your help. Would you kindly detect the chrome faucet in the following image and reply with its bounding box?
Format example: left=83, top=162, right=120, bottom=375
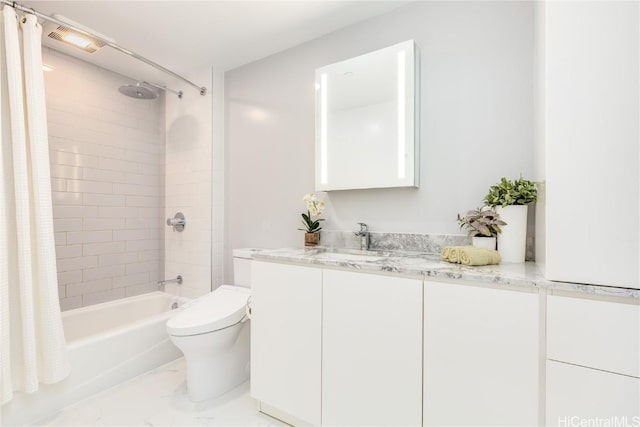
left=354, top=222, right=370, bottom=251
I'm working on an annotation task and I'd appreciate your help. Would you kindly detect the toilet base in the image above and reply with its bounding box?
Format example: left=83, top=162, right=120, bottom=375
left=172, top=321, right=250, bottom=402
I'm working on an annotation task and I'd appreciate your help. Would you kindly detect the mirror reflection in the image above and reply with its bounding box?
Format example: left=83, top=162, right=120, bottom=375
left=315, top=40, right=418, bottom=191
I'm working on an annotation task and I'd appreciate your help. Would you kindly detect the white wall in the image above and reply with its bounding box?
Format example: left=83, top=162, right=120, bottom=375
left=225, top=1, right=534, bottom=280
left=44, top=48, right=165, bottom=310
left=164, top=69, right=214, bottom=298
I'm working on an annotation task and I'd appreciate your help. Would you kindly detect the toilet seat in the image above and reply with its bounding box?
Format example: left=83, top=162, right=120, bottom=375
left=167, top=285, right=250, bottom=337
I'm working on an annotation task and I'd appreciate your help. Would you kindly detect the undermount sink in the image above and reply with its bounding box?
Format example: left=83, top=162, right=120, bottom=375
left=315, top=251, right=383, bottom=262
left=308, top=247, right=433, bottom=265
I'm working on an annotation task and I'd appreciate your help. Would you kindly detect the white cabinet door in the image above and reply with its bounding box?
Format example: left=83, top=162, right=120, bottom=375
left=547, top=361, right=640, bottom=426
left=250, top=261, right=322, bottom=426
left=423, top=281, right=539, bottom=426
left=542, top=1, right=639, bottom=288
left=322, top=269, right=423, bottom=426
left=547, top=295, right=640, bottom=378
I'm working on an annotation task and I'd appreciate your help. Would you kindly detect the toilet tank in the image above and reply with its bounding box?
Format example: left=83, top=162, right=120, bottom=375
left=232, top=248, right=259, bottom=288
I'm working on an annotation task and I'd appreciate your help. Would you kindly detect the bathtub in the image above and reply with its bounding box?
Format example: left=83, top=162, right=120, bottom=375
left=1, top=291, right=190, bottom=426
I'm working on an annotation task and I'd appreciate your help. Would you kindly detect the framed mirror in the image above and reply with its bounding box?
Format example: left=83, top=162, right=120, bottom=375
left=315, top=40, right=418, bottom=191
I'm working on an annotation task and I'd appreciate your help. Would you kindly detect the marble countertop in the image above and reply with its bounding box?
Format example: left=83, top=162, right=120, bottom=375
left=249, top=247, right=639, bottom=300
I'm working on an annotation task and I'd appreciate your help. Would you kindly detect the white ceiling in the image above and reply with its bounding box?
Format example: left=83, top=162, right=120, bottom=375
left=23, top=1, right=408, bottom=95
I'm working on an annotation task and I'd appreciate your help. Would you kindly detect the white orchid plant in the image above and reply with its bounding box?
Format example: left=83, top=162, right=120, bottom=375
left=299, top=193, right=325, bottom=234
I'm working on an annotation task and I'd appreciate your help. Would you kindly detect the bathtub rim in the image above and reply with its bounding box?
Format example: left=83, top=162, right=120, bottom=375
left=63, top=291, right=190, bottom=349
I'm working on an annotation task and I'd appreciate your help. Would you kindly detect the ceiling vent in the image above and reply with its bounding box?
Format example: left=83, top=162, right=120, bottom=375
left=43, top=15, right=114, bottom=54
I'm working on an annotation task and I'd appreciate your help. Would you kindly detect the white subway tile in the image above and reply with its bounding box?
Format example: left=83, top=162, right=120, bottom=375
left=82, top=265, right=125, bottom=281
left=125, top=218, right=160, bottom=230
left=98, top=206, right=139, bottom=218
left=66, top=230, right=112, bottom=244
left=98, top=252, right=138, bottom=266
left=60, top=296, right=82, bottom=311
left=126, top=196, right=161, bottom=207
left=138, top=207, right=163, bottom=219
left=53, top=218, right=83, bottom=232
left=47, top=48, right=164, bottom=308
left=125, top=239, right=161, bottom=252
left=83, top=241, right=126, bottom=256
left=83, top=218, right=125, bottom=231
left=138, top=250, right=161, bottom=262
left=67, top=279, right=112, bottom=297
left=125, top=260, right=159, bottom=275
left=98, top=157, right=157, bottom=175
left=113, top=272, right=148, bottom=288
left=50, top=178, right=66, bottom=192
left=83, top=168, right=127, bottom=183
left=149, top=270, right=160, bottom=283
left=51, top=150, right=98, bottom=168
left=126, top=173, right=161, bottom=187
left=83, top=193, right=125, bottom=207
left=113, top=183, right=160, bottom=196
left=125, top=282, right=157, bottom=297
left=52, top=191, right=82, bottom=206
left=82, top=288, right=125, bottom=306
left=51, top=164, right=81, bottom=179
left=53, top=206, right=98, bottom=218
left=137, top=117, right=162, bottom=133
left=57, top=270, right=82, bottom=285
left=66, top=180, right=113, bottom=194
left=113, top=228, right=154, bottom=242
left=56, top=256, right=98, bottom=272
left=84, top=105, right=139, bottom=129
left=55, top=244, right=82, bottom=259
left=54, top=232, right=66, bottom=246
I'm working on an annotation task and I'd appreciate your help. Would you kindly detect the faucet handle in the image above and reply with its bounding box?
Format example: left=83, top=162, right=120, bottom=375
left=354, top=222, right=369, bottom=236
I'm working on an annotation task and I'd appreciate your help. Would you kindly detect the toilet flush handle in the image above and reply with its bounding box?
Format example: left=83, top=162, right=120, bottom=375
left=243, top=296, right=252, bottom=322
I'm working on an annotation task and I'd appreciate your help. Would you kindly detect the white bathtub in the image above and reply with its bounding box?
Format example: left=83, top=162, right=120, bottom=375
left=1, top=291, right=190, bottom=426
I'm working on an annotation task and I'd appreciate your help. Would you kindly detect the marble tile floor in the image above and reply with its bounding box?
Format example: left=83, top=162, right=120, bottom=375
left=38, top=358, right=286, bottom=426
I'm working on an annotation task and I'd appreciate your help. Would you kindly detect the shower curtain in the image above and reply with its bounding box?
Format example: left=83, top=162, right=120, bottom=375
left=0, top=7, right=69, bottom=405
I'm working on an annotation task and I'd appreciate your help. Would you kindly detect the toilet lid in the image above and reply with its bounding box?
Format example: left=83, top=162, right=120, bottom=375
left=166, top=285, right=251, bottom=337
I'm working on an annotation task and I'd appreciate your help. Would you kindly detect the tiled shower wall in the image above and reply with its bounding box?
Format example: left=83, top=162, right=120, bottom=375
left=43, top=48, right=165, bottom=310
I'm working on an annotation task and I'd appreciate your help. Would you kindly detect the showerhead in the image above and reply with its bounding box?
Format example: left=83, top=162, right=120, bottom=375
left=118, top=82, right=159, bottom=100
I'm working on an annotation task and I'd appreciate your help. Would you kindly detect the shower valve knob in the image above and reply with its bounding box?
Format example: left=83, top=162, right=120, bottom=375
left=166, top=212, right=186, bottom=232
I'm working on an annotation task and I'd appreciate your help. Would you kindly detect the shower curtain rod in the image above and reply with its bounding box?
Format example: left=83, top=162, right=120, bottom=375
left=2, top=0, right=208, bottom=97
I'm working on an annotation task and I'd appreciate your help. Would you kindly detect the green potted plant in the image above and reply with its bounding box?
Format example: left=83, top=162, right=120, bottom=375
left=483, top=177, right=537, bottom=262
left=299, top=193, right=325, bottom=246
left=457, top=207, right=506, bottom=250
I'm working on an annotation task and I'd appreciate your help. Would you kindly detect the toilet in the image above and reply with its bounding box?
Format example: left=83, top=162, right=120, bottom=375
left=166, top=249, right=255, bottom=402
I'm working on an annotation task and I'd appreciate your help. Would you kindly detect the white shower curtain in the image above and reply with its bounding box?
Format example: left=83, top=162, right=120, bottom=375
left=0, top=7, right=70, bottom=405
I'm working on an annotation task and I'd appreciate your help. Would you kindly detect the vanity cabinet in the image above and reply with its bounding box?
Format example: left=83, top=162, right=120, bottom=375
left=546, top=361, right=640, bottom=426
left=423, top=281, right=539, bottom=426
left=540, top=0, right=639, bottom=289
left=322, top=269, right=423, bottom=426
left=250, top=261, right=322, bottom=425
left=546, top=294, right=640, bottom=424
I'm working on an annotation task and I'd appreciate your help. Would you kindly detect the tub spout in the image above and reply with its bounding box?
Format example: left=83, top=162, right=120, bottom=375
left=158, top=275, right=183, bottom=290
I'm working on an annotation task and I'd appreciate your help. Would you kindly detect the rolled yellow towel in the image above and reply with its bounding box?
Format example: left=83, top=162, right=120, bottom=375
left=440, top=246, right=463, bottom=263
left=459, top=246, right=501, bottom=266
left=441, top=246, right=501, bottom=265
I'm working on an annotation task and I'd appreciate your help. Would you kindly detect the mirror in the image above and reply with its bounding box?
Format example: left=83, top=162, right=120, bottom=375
left=315, top=40, right=418, bottom=191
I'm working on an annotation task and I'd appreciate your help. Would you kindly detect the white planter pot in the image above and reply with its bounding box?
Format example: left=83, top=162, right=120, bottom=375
left=472, top=236, right=496, bottom=250
left=496, top=205, right=528, bottom=263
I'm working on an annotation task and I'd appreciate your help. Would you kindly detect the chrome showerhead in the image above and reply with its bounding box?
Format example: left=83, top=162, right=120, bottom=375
left=118, top=82, right=159, bottom=100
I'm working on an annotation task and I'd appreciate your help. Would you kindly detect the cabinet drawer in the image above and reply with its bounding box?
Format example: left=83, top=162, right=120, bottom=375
left=547, top=295, right=640, bottom=377
left=546, top=360, right=640, bottom=425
